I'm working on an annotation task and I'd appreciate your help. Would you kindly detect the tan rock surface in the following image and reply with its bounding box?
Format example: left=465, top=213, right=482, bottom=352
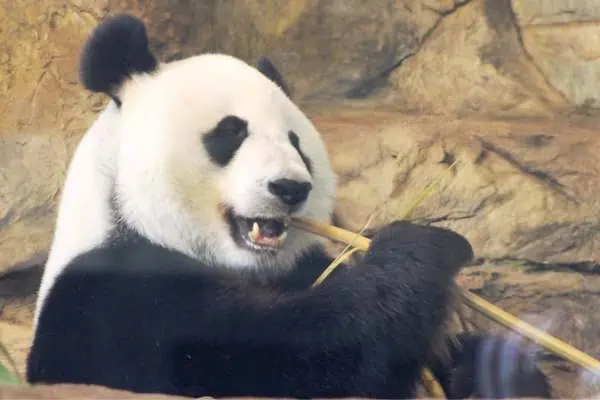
left=309, top=107, right=600, bottom=265
left=376, top=0, right=569, bottom=117
left=0, top=321, right=31, bottom=381
left=512, top=0, right=600, bottom=25
left=0, top=134, right=79, bottom=274
left=5, top=0, right=600, bottom=145
left=0, top=1, right=108, bottom=138
left=113, top=0, right=449, bottom=102
left=512, top=0, right=600, bottom=111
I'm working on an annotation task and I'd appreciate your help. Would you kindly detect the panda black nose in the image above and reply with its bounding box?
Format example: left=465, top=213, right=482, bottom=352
left=268, top=179, right=313, bottom=206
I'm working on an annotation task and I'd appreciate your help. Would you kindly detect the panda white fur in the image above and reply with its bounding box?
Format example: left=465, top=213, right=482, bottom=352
left=28, top=14, right=552, bottom=399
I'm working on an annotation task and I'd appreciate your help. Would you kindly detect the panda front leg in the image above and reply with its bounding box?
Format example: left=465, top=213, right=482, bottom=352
left=27, top=221, right=472, bottom=398
left=173, top=220, right=474, bottom=398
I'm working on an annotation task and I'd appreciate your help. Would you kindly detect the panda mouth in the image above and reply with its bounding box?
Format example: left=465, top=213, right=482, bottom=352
left=225, top=209, right=290, bottom=252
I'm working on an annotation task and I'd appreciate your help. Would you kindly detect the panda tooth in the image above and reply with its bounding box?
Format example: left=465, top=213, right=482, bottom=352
left=250, top=222, right=260, bottom=243
left=278, top=231, right=288, bottom=243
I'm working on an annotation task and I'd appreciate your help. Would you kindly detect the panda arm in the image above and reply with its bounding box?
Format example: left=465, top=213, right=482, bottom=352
left=199, top=221, right=472, bottom=365
left=29, top=222, right=472, bottom=381
left=32, top=250, right=374, bottom=349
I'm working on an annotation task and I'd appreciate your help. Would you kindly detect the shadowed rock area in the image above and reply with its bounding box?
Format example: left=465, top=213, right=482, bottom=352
left=2, top=0, right=600, bottom=398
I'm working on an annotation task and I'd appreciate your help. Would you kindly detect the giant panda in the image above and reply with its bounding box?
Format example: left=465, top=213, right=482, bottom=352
left=27, top=14, right=552, bottom=399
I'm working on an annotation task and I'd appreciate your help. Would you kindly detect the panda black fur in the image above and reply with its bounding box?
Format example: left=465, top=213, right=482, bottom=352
left=27, top=14, right=552, bottom=399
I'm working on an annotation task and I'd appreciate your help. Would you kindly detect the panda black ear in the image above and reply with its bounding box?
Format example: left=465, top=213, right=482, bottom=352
left=256, top=56, right=291, bottom=97
left=79, top=14, right=158, bottom=106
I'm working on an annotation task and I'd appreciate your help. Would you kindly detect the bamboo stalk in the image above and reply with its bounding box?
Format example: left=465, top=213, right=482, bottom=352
left=292, top=217, right=600, bottom=378
left=419, top=369, right=445, bottom=399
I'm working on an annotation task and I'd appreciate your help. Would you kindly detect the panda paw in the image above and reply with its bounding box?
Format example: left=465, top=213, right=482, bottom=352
left=364, top=220, right=474, bottom=275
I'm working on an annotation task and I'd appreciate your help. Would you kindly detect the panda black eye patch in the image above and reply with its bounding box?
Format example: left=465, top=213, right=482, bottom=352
left=289, top=131, right=313, bottom=174
left=203, top=115, right=249, bottom=166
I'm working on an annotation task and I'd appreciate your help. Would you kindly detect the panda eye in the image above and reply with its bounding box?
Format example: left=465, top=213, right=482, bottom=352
left=219, top=116, right=248, bottom=138
left=203, top=115, right=249, bottom=167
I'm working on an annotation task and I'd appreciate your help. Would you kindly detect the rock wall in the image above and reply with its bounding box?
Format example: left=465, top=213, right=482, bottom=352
left=376, top=0, right=569, bottom=117
left=3, top=0, right=600, bottom=142
left=513, top=0, right=600, bottom=112
left=311, top=109, right=600, bottom=266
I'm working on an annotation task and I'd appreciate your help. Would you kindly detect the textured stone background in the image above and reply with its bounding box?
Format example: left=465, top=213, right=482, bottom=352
left=2, top=0, right=600, bottom=398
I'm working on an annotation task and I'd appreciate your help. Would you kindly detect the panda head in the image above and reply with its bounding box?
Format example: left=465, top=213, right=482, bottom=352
left=81, top=14, right=336, bottom=270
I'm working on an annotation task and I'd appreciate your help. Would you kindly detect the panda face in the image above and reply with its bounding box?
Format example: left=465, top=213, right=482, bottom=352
left=114, top=54, right=336, bottom=269
left=213, top=118, right=313, bottom=251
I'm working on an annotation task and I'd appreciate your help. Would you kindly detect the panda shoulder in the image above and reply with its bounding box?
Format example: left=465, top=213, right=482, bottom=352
left=68, top=238, right=203, bottom=275
left=36, top=240, right=209, bottom=314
